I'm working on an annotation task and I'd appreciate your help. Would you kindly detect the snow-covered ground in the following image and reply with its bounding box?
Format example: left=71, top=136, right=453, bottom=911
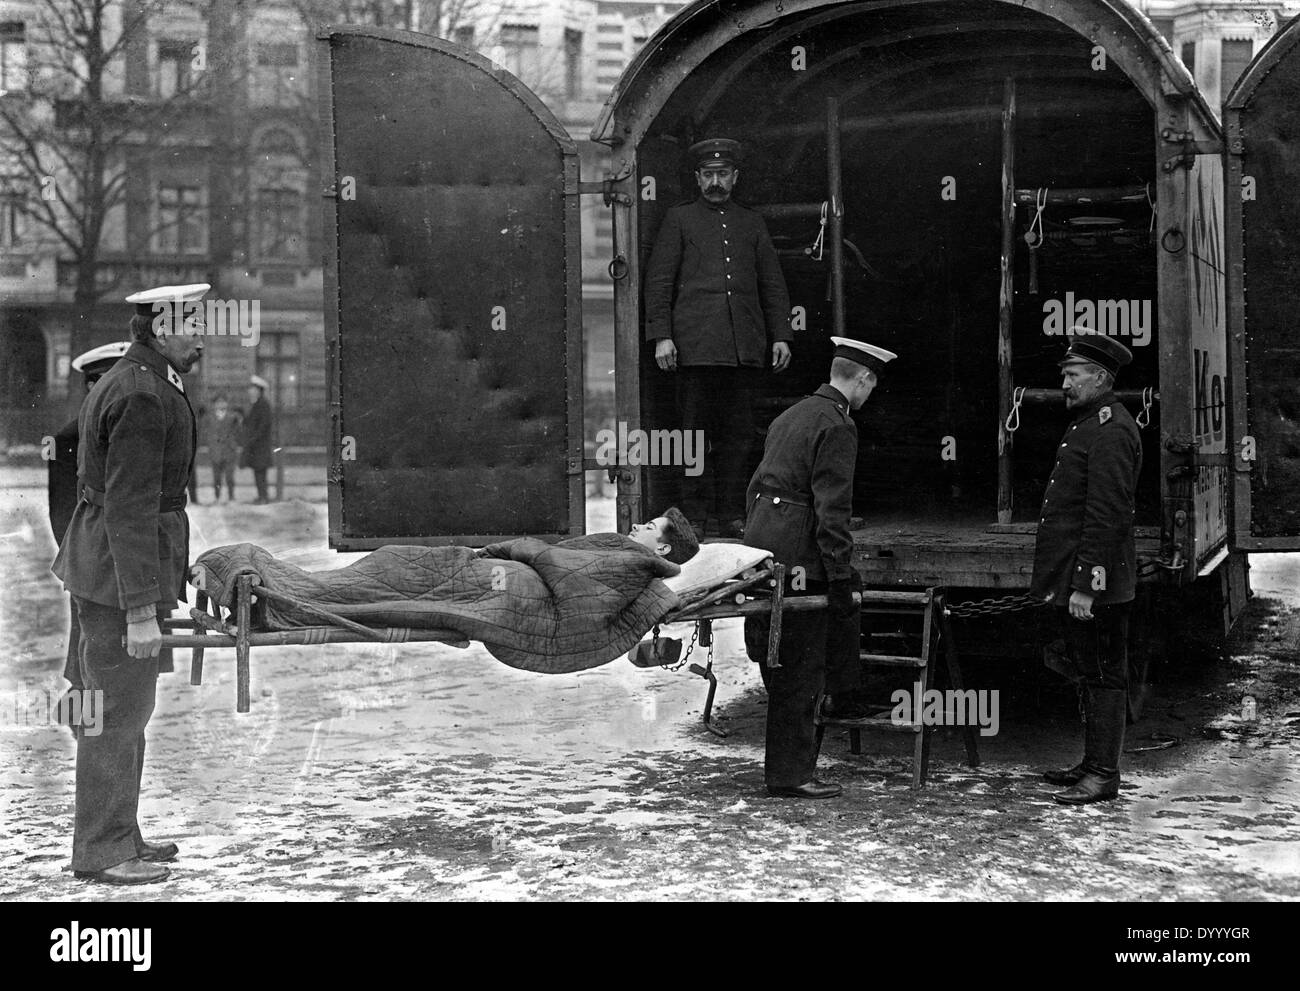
left=1, top=469, right=1297, bottom=900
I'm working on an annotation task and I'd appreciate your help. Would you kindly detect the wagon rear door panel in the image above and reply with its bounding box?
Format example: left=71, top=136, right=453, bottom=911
left=1226, top=16, right=1300, bottom=551
left=318, top=27, right=583, bottom=549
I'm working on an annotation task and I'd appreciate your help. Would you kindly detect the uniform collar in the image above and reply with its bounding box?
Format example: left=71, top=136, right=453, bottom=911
left=1071, top=390, right=1117, bottom=422
left=815, top=383, right=852, bottom=411
left=125, top=341, right=187, bottom=395
left=696, top=196, right=731, bottom=213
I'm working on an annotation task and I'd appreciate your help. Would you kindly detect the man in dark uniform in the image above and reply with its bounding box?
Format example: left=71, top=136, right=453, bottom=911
left=1031, top=333, right=1142, bottom=805
left=644, top=137, right=793, bottom=540
left=743, top=337, right=896, bottom=799
left=48, top=343, right=130, bottom=713
left=51, top=282, right=207, bottom=884
left=242, top=374, right=273, bottom=503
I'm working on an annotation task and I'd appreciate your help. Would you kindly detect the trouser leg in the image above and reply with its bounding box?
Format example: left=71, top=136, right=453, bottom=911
left=71, top=599, right=158, bottom=872
left=759, top=606, right=827, bottom=788
left=824, top=604, right=863, bottom=696
left=62, top=596, right=82, bottom=688
left=1055, top=603, right=1130, bottom=803
left=675, top=368, right=715, bottom=528
left=253, top=468, right=269, bottom=501
left=711, top=367, right=757, bottom=523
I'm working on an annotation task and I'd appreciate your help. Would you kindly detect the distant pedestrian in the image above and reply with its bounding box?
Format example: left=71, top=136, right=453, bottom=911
left=207, top=394, right=241, bottom=501
left=242, top=375, right=273, bottom=504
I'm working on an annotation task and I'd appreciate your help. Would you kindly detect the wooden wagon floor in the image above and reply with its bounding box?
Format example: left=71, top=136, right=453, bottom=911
left=846, top=508, right=1162, bottom=587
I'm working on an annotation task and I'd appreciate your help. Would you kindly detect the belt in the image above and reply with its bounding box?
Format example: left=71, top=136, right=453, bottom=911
left=754, top=487, right=810, bottom=509
left=80, top=485, right=187, bottom=513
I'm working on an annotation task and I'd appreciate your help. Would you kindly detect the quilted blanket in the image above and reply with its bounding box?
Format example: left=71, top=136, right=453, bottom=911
left=193, top=534, right=682, bottom=674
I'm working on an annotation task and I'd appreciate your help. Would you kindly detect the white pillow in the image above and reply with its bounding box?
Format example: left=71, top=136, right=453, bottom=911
left=663, top=543, right=774, bottom=597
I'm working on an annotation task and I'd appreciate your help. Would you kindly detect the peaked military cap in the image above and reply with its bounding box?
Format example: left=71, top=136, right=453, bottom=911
left=831, top=336, right=897, bottom=376
left=71, top=341, right=130, bottom=375
left=689, top=137, right=742, bottom=168
left=1059, top=332, right=1133, bottom=377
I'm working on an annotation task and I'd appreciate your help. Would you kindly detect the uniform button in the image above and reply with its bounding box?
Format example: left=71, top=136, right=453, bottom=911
left=727, top=274, right=732, bottom=279
left=727, top=291, right=732, bottom=296
left=726, top=257, right=731, bottom=262
left=1061, top=443, right=1067, bottom=448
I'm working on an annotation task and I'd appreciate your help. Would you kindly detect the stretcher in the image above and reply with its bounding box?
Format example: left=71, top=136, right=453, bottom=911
left=158, top=543, right=976, bottom=786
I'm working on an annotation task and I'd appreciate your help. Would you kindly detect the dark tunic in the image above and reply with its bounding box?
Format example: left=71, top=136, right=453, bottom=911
left=643, top=198, right=792, bottom=367
left=1030, top=392, right=1142, bottom=606
left=241, top=396, right=273, bottom=470
left=743, top=384, right=858, bottom=583
left=48, top=418, right=80, bottom=545
left=52, top=343, right=195, bottom=611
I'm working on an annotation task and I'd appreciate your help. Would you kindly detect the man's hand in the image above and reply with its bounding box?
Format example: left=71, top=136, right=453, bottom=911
left=772, top=341, right=791, bottom=373
left=654, top=339, right=678, bottom=372
left=1068, top=590, right=1096, bottom=621
left=125, top=617, right=162, bottom=659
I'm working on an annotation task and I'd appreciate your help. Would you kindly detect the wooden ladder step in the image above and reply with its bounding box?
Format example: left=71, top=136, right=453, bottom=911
left=820, top=713, right=923, bottom=733
left=859, top=651, right=927, bottom=668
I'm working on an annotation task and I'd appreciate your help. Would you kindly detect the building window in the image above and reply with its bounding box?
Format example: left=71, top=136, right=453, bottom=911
left=156, top=39, right=196, bottom=98
left=565, top=29, right=583, bottom=99
left=499, top=24, right=540, bottom=85
left=256, top=332, right=300, bottom=409
left=256, top=126, right=301, bottom=158
left=1221, top=39, right=1254, bottom=97
left=1180, top=41, right=1196, bottom=76
left=453, top=25, right=475, bottom=49
left=1, top=21, right=27, bottom=93
left=0, top=192, right=25, bottom=247
left=255, top=187, right=304, bottom=261
left=253, top=42, right=300, bottom=106
left=155, top=184, right=206, bottom=255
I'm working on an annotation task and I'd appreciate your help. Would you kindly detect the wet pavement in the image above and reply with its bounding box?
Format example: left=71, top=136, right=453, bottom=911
left=1, top=471, right=1297, bottom=901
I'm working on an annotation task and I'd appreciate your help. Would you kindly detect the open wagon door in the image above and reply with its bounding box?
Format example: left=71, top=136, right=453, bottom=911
left=1225, top=14, right=1300, bottom=551
left=318, top=26, right=583, bottom=550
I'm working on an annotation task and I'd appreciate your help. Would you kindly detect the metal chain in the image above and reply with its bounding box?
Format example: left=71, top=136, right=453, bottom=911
left=662, top=623, right=699, bottom=673
left=944, top=593, right=1049, bottom=619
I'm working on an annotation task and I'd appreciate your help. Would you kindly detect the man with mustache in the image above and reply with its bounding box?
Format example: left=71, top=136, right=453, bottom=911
left=52, top=283, right=206, bottom=884
left=644, top=137, right=793, bottom=541
left=1031, top=333, right=1142, bottom=805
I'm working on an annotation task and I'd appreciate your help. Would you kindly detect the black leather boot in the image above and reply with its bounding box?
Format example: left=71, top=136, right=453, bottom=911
left=1042, top=762, right=1086, bottom=785
left=1054, top=687, right=1126, bottom=805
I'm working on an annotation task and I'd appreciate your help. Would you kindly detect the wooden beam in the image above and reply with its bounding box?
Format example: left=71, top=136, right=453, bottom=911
left=827, top=96, right=845, bottom=338
left=997, top=77, right=1016, bottom=526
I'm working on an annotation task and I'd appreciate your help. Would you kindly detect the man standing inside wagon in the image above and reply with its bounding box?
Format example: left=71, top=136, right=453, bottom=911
left=1032, top=334, right=1141, bottom=806
left=644, top=137, right=793, bottom=541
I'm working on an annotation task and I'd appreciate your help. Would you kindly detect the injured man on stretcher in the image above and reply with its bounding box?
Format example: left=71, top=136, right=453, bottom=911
left=189, top=507, right=774, bottom=676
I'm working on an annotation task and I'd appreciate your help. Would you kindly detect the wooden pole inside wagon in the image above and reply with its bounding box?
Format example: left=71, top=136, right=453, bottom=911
left=997, top=76, right=1017, bottom=526
left=826, top=96, right=845, bottom=338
